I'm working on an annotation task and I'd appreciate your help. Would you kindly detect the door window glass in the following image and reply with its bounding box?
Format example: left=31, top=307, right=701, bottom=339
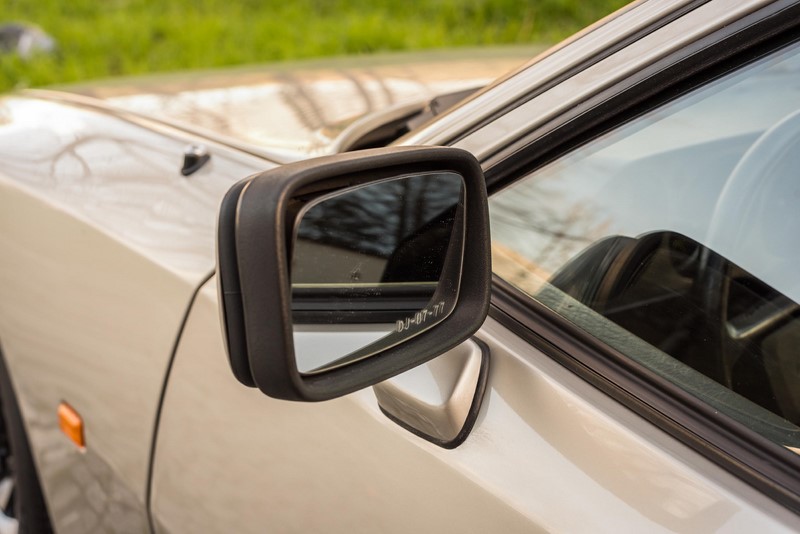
left=490, top=41, right=800, bottom=451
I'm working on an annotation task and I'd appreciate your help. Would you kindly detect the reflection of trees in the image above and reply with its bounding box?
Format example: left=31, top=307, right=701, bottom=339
left=490, top=173, right=610, bottom=290
left=0, top=123, right=248, bottom=272
left=135, top=69, right=407, bottom=152
left=297, top=173, right=461, bottom=258
left=1, top=131, right=178, bottom=184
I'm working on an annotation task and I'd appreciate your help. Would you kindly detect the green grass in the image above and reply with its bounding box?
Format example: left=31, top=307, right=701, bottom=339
left=1, top=0, right=629, bottom=92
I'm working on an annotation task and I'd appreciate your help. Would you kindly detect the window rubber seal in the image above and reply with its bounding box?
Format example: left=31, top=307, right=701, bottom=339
left=489, top=277, right=800, bottom=514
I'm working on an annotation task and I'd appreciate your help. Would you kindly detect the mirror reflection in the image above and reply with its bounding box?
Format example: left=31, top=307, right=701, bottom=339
left=291, top=172, right=464, bottom=374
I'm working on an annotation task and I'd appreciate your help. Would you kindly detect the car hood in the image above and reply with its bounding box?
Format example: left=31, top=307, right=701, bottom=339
left=56, top=47, right=534, bottom=158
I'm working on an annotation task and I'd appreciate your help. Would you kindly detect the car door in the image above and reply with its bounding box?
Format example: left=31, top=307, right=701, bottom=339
left=150, top=0, right=800, bottom=531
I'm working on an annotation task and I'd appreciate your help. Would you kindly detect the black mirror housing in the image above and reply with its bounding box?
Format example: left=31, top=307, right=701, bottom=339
left=217, top=146, right=490, bottom=401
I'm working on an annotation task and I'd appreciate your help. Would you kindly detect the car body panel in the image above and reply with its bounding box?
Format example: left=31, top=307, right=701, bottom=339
left=151, top=279, right=799, bottom=533
left=0, top=95, right=274, bottom=275
left=0, top=178, right=187, bottom=532
left=58, top=48, right=534, bottom=159
left=0, top=96, right=274, bottom=531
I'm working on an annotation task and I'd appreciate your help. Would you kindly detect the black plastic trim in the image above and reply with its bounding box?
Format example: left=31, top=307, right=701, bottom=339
left=377, top=337, right=491, bottom=449
left=217, top=179, right=256, bottom=387
left=220, top=146, right=491, bottom=401
left=490, top=278, right=800, bottom=513
left=292, top=284, right=435, bottom=324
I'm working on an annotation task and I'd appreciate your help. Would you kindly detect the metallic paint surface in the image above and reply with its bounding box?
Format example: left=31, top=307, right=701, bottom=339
left=372, top=338, right=483, bottom=442
left=0, top=96, right=273, bottom=531
left=61, top=49, right=534, bottom=158
left=151, top=282, right=544, bottom=534
left=152, top=280, right=800, bottom=532
left=0, top=182, right=186, bottom=532
left=0, top=96, right=275, bottom=275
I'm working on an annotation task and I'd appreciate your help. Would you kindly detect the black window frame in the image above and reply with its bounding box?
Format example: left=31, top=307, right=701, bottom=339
left=481, top=0, right=800, bottom=514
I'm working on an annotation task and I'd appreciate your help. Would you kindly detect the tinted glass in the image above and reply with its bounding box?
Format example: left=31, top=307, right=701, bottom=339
left=490, top=42, right=800, bottom=451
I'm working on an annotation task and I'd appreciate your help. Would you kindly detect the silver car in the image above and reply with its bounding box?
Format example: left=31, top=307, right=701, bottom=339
left=1, top=0, right=800, bottom=532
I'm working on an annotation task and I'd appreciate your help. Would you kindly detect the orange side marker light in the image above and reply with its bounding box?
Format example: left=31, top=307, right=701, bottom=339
left=58, top=402, right=85, bottom=450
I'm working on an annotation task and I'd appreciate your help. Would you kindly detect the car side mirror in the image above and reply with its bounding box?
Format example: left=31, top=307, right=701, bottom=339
left=217, top=146, right=490, bottom=401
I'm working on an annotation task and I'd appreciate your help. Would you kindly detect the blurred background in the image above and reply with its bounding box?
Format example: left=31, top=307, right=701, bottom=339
left=0, top=0, right=628, bottom=93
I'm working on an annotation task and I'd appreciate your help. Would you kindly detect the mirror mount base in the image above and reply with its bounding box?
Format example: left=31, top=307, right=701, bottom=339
left=374, top=337, right=490, bottom=448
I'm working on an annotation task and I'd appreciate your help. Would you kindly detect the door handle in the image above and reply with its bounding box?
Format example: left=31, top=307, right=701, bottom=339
left=372, top=338, right=489, bottom=448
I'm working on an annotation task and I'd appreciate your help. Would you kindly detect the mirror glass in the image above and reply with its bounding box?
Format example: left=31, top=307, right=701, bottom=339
left=291, top=172, right=465, bottom=374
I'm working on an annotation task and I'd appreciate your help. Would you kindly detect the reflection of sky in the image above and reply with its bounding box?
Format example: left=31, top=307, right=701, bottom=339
left=293, top=324, right=390, bottom=373
left=491, top=42, right=800, bottom=300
